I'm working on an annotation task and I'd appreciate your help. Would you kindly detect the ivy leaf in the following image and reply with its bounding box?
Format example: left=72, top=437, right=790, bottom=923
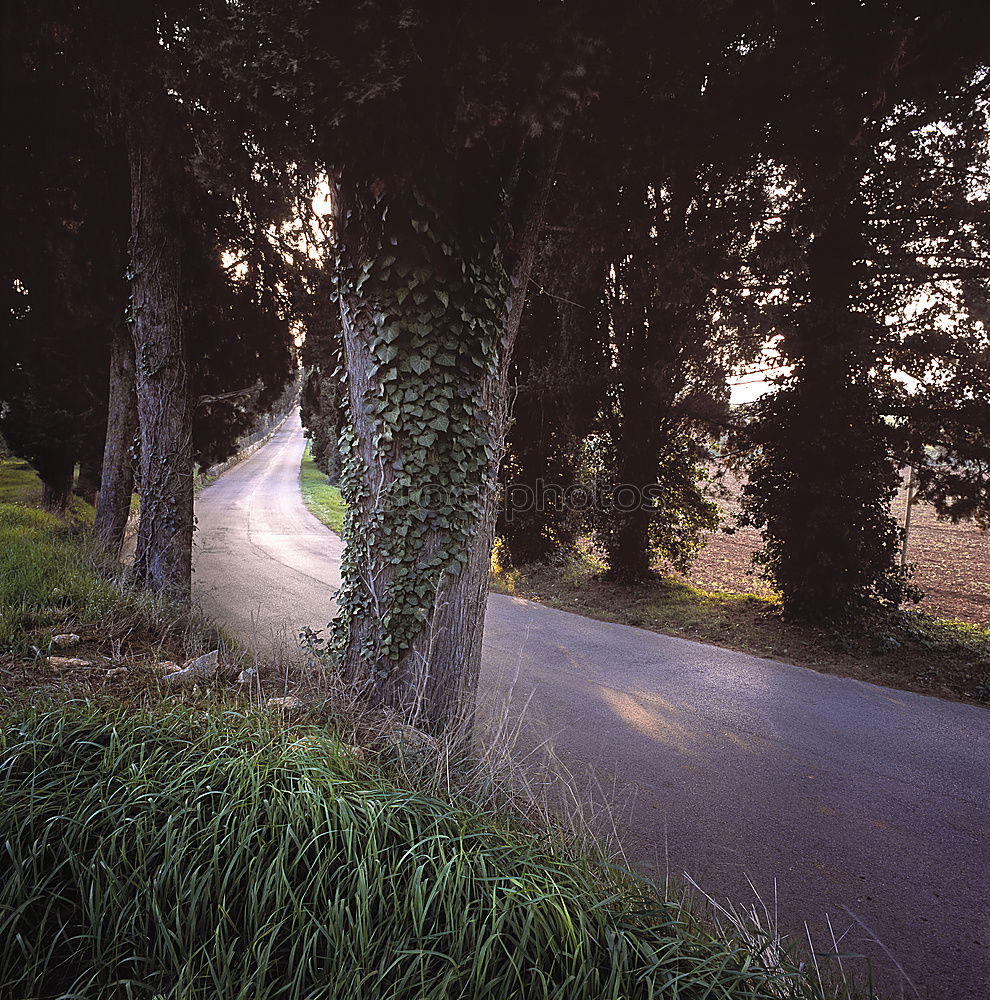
left=410, top=356, right=431, bottom=375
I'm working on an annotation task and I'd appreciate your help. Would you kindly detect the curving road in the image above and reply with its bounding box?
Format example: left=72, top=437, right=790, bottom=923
left=194, top=411, right=990, bottom=1000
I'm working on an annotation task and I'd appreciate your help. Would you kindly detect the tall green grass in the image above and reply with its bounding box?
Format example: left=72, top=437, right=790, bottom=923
left=0, top=704, right=828, bottom=1000
left=0, top=505, right=125, bottom=653
left=0, top=503, right=213, bottom=658
left=0, top=457, right=42, bottom=506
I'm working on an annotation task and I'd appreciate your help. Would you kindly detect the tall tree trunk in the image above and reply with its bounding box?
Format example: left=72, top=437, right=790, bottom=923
left=75, top=454, right=102, bottom=508
left=40, top=453, right=75, bottom=514
left=124, top=104, right=193, bottom=605
left=334, top=134, right=561, bottom=731
left=768, top=199, right=903, bottom=620
left=747, top=172, right=907, bottom=622
left=603, top=433, right=659, bottom=583
left=94, top=322, right=138, bottom=555
left=601, top=235, right=665, bottom=583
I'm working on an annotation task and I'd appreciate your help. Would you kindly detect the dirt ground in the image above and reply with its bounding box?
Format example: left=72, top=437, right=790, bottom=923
left=683, top=470, right=990, bottom=626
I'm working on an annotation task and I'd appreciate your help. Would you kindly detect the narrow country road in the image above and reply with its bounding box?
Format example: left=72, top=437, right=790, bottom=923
left=194, top=411, right=990, bottom=1000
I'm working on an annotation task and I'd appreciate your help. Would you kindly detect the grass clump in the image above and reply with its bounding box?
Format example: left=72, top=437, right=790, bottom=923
left=0, top=504, right=132, bottom=655
left=0, top=457, right=42, bottom=506
left=0, top=503, right=226, bottom=670
left=300, top=442, right=347, bottom=534
left=0, top=703, right=830, bottom=1000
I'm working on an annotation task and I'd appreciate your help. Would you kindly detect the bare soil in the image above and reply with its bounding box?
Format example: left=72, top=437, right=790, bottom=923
left=685, top=469, right=990, bottom=626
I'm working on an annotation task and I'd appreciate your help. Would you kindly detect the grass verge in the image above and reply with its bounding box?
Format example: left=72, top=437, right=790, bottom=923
left=0, top=502, right=236, bottom=703
left=492, top=550, right=990, bottom=706
left=300, top=441, right=346, bottom=534
left=0, top=456, right=42, bottom=506
left=0, top=702, right=838, bottom=1000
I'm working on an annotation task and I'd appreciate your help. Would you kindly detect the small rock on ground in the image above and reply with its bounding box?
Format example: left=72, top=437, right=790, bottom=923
left=162, top=650, right=221, bottom=687
left=266, top=695, right=305, bottom=712
left=48, top=656, right=92, bottom=669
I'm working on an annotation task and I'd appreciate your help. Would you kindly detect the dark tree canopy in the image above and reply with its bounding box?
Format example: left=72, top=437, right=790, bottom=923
left=0, top=4, right=129, bottom=509
left=3, top=0, right=988, bottom=716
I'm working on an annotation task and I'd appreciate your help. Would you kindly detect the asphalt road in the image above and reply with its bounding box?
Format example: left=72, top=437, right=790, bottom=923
left=194, top=411, right=990, bottom=1000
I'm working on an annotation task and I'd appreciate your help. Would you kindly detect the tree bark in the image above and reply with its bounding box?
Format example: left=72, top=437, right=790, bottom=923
left=124, top=104, right=193, bottom=605
left=75, top=454, right=102, bottom=508
left=603, top=435, right=660, bottom=584
left=40, top=453, right=75, bottom=514
left=335, top=132, right=561, bottom=731
left=94, top=322, right=138, bottom=555
left=601, top=224, right=668, bottom=584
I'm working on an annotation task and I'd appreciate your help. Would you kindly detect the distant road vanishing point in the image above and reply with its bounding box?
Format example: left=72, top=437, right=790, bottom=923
left=194, top=410, right=990, bottom=1000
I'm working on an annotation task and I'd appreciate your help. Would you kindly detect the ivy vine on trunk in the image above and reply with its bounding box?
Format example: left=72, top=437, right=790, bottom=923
left=331, top=136, right=560, bottom=731
left=332, top=186, right=505, bottom=728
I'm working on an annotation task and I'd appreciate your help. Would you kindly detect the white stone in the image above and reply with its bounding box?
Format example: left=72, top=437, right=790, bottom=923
left=162, top=650, right=220, bottom=687
left=267, top=695, right=305, bottom=712
left=48, top=656, right=92, bottom=669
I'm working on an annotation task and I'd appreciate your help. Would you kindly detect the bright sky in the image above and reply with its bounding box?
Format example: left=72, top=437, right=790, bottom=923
left=728, top=373, right=778, bottom=405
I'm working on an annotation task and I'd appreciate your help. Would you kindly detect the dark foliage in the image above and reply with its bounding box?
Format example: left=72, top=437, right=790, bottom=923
left=0, top=5, right=128, bottom=508
left=496, top=240, right=610, bottom=568
left=739, top=0, right=990, bottom=622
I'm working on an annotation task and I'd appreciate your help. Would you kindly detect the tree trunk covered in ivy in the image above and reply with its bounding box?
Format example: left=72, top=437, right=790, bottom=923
left=125, top=102, right=194, bottom=605
left=94, top=322, right=138, bottom=554
left=332, top=137, right=559, bottom=731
